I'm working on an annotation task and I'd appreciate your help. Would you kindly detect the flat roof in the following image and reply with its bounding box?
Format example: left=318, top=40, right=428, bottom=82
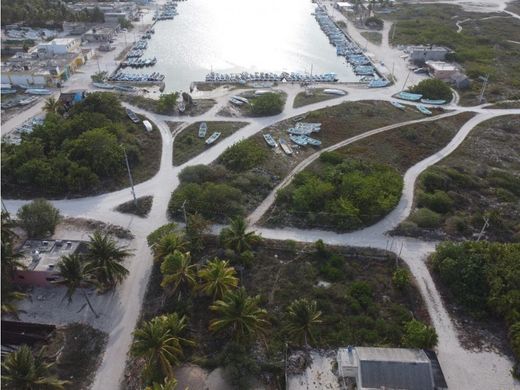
left=356, top=347, right=430, bottom=363
left=19, top=239, right=83, bottom=272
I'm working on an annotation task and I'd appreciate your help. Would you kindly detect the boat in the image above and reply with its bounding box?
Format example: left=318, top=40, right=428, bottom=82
left=254, top=90, right=271, bottom=96
left=25, top=88, right=51, bottom=95
left=205, top=132, right=221, bottom=145
left=92, top=82, right=114, bottom=89
left=126, top=108, right=140, bottom=123
left=229, top=97, right=244, bottom=106
left=279, top=138, right=293, bottom=155
left=143, top=120, right=153, bottom=132
left=368, top=79, right=390, bottom=88
left=391, top=101, right=406, bottom=110
left=232, top=96, right=249, bottom=104
left=306, top=136, right=322, bottom=146
left=115, top=85, right=136, bottom=93
left=397, top=91, right=422, bottom=101
left=421, top=98, right=446, bottom=105
left=198, top=122, right=208, bottom=138
left=289, top=134, right=309, bottom=146
left=323, top=88, right=346, bottom=95
left=2, top=100, right=19, bottom=109
left=263, top=133, right=277, bottom=147
left=1, top=88, right=17, bottom=95
left=18, top=97, right=38, bottom=106
left=417, top=104, right=432, bottom=115
left=178, top=100, right=186, bottom=113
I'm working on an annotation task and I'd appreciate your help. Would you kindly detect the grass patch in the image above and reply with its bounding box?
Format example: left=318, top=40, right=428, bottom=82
left=396, top=115, right=520, bottom=242
left=115, top=195, right=153, bottom=217
left=171, top=121, right=249, bottom=166
left=237, top=91, right=287, bottom=117
left=385, top=4, right=520, bottom=104
left=119, top=94, right=216, bottom=116
left=360, top=31, right=383, bottom=45
left=293, top=88, right=346, bottom=108
left=489, top=100, right=520, bottom=109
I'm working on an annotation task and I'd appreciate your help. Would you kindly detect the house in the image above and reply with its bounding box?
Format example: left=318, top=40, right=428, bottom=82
left=83, top=24, right=119, bottom=42
left=425, top=60, right=458, bottom=80
left=35, top=38, right=81, bottom=56
left=337, top=346, right=448, bottom=390
left=409, top=46, right=450, bottom=64
left=450, top=73, right=471, bottom=89
left=59, top=89, right=87, bottom=110
left=14, top=239, right=86, bottom=287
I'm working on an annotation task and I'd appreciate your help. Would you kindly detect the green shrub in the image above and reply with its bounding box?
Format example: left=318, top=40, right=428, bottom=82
left=319, top=151, right=344, bottom=165
left=392, top=267, right=411, bottom=290
left=219, top=139, right=268, bottom=172
left=250, top=93, right=284, bottom=116
left=17, top=199, right=61, bottom=238
left=402, top=319, right=438, bottom=349
left=421, top=170, right=449, bottom=192
left=417, top=190, right=454, bottom=213
left=409, top=79, right=452, bottom=101
left=411, top=208, right=442, bottom=228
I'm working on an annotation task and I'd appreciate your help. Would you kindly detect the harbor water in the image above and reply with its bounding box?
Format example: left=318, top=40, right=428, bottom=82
left=133, top=0, right=359, bottom=92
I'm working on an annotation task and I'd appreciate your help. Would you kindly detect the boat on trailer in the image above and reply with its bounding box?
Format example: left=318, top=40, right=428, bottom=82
left=416, top=104, right=432, bottom=115
left=205, top=131, right=221, bottom=145
left=198, top=122, right=208, bottom=138
left=263, top=133, right=277, bottom=147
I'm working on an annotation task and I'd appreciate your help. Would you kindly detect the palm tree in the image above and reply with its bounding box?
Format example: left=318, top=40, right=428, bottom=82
left=209, top=287, right=269, bottom=342
left=286, top=298, right=322, bottom=346
left=1, top=211, right=25, bottom=278
left=145, top=378, right=178, bottom=390
left=219, top=217, right=261, bottom=254
left=1, top=345, right=69, bottom=389
left=154, top=232, right=187, bottom=261
left=1, top=289, right=26, bottom=319
left=43, top=96, right=60, bottom=113
left=131, top=318, right=185, bottom=380
left=53, top=254, right=99, bottom=318
left=198, top=259, right=239, bottom=300
left=153, top=313, right=194, bottom=348
left=160, top=251, right=197, bottom=296
left=86, top=231, right=132, bottom=288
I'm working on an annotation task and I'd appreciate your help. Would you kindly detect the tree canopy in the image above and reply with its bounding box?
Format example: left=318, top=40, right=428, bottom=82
left=409, top=79, right=452, bottom=101
left=250, top=93, right=284, bottom=116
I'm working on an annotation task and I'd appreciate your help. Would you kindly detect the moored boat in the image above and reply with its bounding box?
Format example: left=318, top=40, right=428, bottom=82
left=205, top=132, right=221, bottom=145
left=289, top=134, right=309, bottom=146
left=198, top=122, right=208, bottom=138
left=397, top=91, right=423, bottom=101
left=421, top=98, right=446, bottom=105
left=263, top=133, right=277, bottom=147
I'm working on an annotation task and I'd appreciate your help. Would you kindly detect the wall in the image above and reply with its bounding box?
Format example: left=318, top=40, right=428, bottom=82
left=14, top=270, right=58, bottom=287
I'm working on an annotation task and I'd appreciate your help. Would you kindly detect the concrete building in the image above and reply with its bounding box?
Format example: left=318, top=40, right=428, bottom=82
left=83, top=24, right=120, bottom=42
left=337, top=346, right=448, bottom=390
left=14, top=239, right=86, bottom=287
left=409, top=46, right=450, bottom=64
left=67, top=2, right=138, bottom=22
left=425, top=60, right=458, bottom=80
left=35, top=38, right=81, bottom=56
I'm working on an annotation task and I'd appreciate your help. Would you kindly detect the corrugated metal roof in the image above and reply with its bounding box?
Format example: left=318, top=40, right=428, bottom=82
left=356, top=347, right=430, bottom=363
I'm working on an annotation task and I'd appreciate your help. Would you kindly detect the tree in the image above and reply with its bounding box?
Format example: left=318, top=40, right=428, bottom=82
left=54, top=254, right=99, bottom=317
left=154, top=232, right=187, bottom=261
left=86, top=231, right=131, bottom=289
left=402, top=319, right=438, bottom=349
left=147, top=223, right=179, bottom=249
left=209, top=287, right=269, bottom=342
left=409, top=79, right=452, bottom=101
left=145, top=378, right=178, bottom=390
left=185, top=213, right=210, bottom=253
left=1, top=290, right=26, bottom=319
left=118, top=16, right=133, bottom=29
left=218, top=139, right=268, bottom=172
left=1, top=345, right=69, bottom=389
left=43, top=96, right=60, bottom=114
left=91, top=71, right=108, bottom=83
left=250, top=93, right=284, bottom=116
left=198, top=259, right=239, bottom=300
left=219, top=217, right=261, bottom=255
left=17, top=199, right=61, bottom=238
left=157, top=93, right=179, bottom=114
left=160, top=250, right=197, bottom=296
left=1, top=211, right=24, bottom=278
left=285, top=298, right=323, bottom=346
left=392, top=267, right=411, bottom=290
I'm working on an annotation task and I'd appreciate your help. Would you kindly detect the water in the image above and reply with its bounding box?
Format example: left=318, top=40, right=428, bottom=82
left=133, top=0, right=359, bottom=92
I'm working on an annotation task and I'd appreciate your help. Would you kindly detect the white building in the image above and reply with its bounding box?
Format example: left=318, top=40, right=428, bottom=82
left=35, top=38, right=81, bottom=55
left=425, top=61, right=458, bottom=80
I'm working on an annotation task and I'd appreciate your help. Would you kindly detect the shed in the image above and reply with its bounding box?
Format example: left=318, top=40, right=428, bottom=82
left=450, top=73, right=471, bottom=90
left=143, top=120, right=153, bottom=132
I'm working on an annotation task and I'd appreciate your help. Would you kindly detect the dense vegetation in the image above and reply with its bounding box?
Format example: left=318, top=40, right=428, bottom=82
left=123, top=221, right=433, bottom=389
left=430, top=241, right=520, bottom=376
left=17, top=199, right=61, bottom=238
left=2, top=93, right=161, bottom=198
left=249, top=93, right=285, bottom=116
left=387, top=4, right=520, bottom=103
left=1, top=0, right=104, bottom=27
left=397, top=115, right=520, bottom=242
left=409, top=79, right=452, bottom=101
left=169, top=140, right=271, bottom=222
left=272, top=158, right=403, bottom=231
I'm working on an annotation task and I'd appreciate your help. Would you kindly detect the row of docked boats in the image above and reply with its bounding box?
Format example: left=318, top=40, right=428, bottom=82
left=154, top=1, right=179, bottom=21
left=121, top=57, right=157, bottom=68
left=206, top=71, right=338, bottom=83
left=127, top=49, right=145, bottom=58
left=108, top=72, right=165, bottom=82
left=141, top=28, right=155, bottom=40
left=92, top=82, right=137, bottom=92
left=134, top=40, right=148, bottom=50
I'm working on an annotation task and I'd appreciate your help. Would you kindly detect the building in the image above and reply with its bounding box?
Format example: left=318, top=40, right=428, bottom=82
left=83, top=24, right=119, bottom=42
left=58, top=89, right=87, bottom=110
left=450, top=73, right=471, bottom=89
left=425, top=60, right=458, bottom=80
left=14, top=239, right=86, bottom=287
left=67, top=2, right=138, bottom=22
left=409, top=46, right=450, bottom=63
left=337, top=346, right=448, bottom=390
left=63, top=22, right=93, bottom=36
left=35, top=37, right=81, bottom=56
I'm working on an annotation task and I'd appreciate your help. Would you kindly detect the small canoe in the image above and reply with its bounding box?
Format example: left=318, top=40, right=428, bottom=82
left=263, top=133, right=277, bottom=147
left=391, top=101, right=406, bottom=110
left=417, top=104, right=432, bottom=115
left=198, top=122, right=208, bottom=138
left=421, top=98, right=446, bottom=105
left=279, top=138, right=293, bottom=155
left=397, top=91, right=423, bottom=101
left=205, top=132, right=221, bottom=145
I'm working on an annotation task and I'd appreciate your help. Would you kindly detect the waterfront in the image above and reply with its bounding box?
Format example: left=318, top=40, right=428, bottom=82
left=133, top=0, right=359, bottom=92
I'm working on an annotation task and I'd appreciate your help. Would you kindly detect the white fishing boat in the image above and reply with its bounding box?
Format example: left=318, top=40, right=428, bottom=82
left=323, top=88, right=346, bottom=95
left=417, top=104, right=432, bottom=115
left=198, top=122, right=208, bottom=138
left=205, top=132, right=221, bottom=145
left=279, top=138, right=293, bottom=155
left=18, top=97, right=38, bottom=106
left=232, top=96, right=249, bottom=104
left=306, top=136, right=322, bottom=146
left=391, top=101, right=406, bottom=110
left=263, top=133, right=277, bottom=147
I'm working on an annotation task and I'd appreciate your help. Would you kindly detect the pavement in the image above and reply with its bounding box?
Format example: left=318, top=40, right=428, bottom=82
left=3, top=4, right=520, bottom=389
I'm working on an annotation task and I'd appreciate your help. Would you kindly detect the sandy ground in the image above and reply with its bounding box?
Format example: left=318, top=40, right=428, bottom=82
left=287, top=351, right=341, bottom=390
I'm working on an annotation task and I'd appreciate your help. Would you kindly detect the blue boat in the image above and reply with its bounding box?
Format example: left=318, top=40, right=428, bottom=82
left=397, top=91, right=423, bottom=101
left=306, top=136, right=322, bottom=147
left=289, top=134, right=308, bottom=146
left=421, top=98, right=446, bottom=105
left=417, top=104, right=432, bottom=115
left=368, top=79, right=390, bottom=88
left=391, top=101, right=406, bottom=110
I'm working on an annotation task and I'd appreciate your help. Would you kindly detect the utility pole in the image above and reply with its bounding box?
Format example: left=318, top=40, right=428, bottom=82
left=181, top=200, right=188, bottom=225
left=122, top=145, right=138, bottom=208
left=401, top=69, right=411, bottom=91
left=476, top=217, right=490, bottom=241
left=391, top=25, right=396, bottom=43
left=478, top=74, right=489, bottom=104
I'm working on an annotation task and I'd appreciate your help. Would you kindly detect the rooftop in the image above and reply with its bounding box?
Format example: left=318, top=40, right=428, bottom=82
left=356, top=347, right=431, bottom=363
left=19, top=239, right=84, bottom=272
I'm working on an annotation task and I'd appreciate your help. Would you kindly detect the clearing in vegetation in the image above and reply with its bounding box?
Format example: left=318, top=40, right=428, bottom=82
left=171, top=121, right=249, bottom=166
left=395, top=115, right=520, bottom=242
left=293, top=88, right=346, bottom=108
